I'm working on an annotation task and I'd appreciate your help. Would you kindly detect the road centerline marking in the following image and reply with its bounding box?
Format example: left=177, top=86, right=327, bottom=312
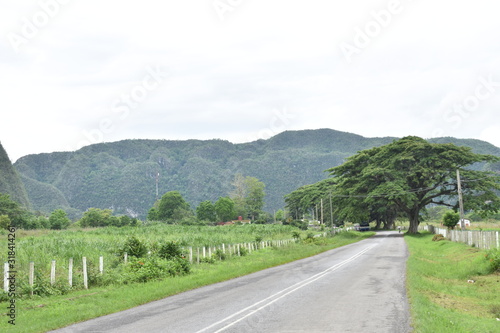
left=196, top=244, right=376, bottom=333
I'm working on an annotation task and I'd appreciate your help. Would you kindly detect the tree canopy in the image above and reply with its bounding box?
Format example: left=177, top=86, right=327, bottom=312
left=214, top=196, right=236, bottom=222
left=286, top=136, right=500, bottom=233
left=157, top=191, right=191, bottom=221
left=229, top=174, right=266, bottom=220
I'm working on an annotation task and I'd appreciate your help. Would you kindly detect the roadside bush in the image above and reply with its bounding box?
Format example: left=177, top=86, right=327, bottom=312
left=214, top=248, right=226, bottom=261
left=432, top=234, right=446, bottom=242
left=485, top=248, right=500, bottom=273
left=158, top=241, right=183, bottom=260
left=125, top=256, right=191, bottom=283
left=442, top=211, right=459, bottom=229
left=238, top=246, right=248, bottom=256
left=18, top=271, right=72, bottom=298
left=166, top=257, right=191, bottom=275
left=290, top=220, right=308, bottom=230
left=200, top=256, right=216, bottom=264
left=126, top=257, right=164, bottom=283
left=121, top=236, right=148, bottom=258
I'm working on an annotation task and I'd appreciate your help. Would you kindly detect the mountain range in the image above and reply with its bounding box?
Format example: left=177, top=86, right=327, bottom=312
left=5, top=129, right=500, bottom=220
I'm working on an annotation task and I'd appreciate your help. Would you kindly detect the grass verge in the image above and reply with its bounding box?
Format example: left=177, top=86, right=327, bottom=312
left=0, top=231, right=373, bottom=333
left=405, top=232, right=500, bottom=333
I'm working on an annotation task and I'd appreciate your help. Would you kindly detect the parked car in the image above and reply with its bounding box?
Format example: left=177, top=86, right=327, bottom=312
left=358, top=222, right=370, bottom=231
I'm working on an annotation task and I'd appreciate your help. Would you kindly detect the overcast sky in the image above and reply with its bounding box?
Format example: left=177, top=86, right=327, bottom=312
left=1, top=0, right=499, bottom=162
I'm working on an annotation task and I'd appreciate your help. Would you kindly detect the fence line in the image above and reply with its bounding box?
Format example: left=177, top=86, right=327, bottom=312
left=3, top=230, right=344, bottom=293
left=2, top=236, right=304, bottom=292
left=421, top=225, right=499, bottom=249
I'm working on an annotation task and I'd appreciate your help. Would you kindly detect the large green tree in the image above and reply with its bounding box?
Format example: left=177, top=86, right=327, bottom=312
left=244, top=176, right=266, bottom=220
left=215, top=197, right=236, bottom=222
left=196, top=200, right=217, bottom=222
left=49, top=209, right=71, bottom=230
left=157, top=191, right=190, bottom=221
left=79, top=208, right=114, bottom=228
left=229, top=174, right=266, bottom=220
left=328, top=136, right=500, bottom=233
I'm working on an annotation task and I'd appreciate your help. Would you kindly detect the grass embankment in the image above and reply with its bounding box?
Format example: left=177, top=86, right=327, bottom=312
left=405, top=232, right=499, bottom=333
left=0, top=231, right=373, bottom=333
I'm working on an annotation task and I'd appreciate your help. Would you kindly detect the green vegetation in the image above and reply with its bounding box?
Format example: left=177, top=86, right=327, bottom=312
left=14, top=130, right=500, bottom=220
left=0, top=224, right=315, bottom=298
left=442, top=210, right=460, bottom=229
left=156, top=190, right=191, bottom=221
left=0, top=142, right=30, bottom=209
left=286, top=136, right=500, bottom=234
left=214, top=196, right=236, bottom=222
left=405, top=232, right=500, bottom=332
left=0, top=226, right=372, bottom=332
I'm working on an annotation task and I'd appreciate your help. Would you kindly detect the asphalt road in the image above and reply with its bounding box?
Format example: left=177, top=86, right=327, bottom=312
left=52, top=231, right=412, bottom=333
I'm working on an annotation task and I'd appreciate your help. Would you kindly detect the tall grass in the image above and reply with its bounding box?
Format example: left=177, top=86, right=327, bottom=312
left=0, top=224, right=309, bottom=294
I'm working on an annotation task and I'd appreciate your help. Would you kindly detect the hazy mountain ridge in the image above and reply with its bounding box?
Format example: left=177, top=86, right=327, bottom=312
left=12, top=129, right=500, bottom=219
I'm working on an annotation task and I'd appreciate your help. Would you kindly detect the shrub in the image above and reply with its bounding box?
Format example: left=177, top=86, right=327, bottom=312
left=442, top=211, right=459, bottom=229
left=121, top=236, right=148, bottom=258
left=158, top=241, right=184, bottom=260
left=432, top=234, right=446, bottom=242
left=168, top=257, right=190, bottom=275
left=214, top=248, right=226, bottom=261
left=200, top=256, right=216, bottom=264
left=485, top=248, right=500, bottom=273
left=126, top=257, right=164, bottom=283
left=238, top=246, right=248, bottom=256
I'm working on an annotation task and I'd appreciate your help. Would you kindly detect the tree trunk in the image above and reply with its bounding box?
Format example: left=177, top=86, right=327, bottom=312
left=407, top=208, right=420, bottom=234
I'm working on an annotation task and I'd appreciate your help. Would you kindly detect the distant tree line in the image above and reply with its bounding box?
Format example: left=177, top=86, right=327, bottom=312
left=147, top=174, right=268, bottom=224
left=0, top=174, right=269, bottom=230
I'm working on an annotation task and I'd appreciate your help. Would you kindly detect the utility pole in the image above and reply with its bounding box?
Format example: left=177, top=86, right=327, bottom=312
left=456, top=169, right=465, bottom=230
left=330, top=192, right=333, bottom=227
left=320, top=198, right=324, bottom=225
left=155, top=171, right=159, bottom=201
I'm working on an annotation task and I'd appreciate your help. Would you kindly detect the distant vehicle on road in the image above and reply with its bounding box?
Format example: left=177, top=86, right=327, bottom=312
left=354, top=222, right=370, bottom=231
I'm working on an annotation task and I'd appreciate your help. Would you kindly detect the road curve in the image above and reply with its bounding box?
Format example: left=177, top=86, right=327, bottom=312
left=52, top=231, right=411, bottom=333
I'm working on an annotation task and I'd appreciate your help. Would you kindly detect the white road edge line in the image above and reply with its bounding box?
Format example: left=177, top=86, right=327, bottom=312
left=196, top=244, right=377, bottom=333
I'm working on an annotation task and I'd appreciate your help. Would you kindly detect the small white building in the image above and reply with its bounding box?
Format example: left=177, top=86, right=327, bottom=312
left=456, top=219, right=471, bottom=227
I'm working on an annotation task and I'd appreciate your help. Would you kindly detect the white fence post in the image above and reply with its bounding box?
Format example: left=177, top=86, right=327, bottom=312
left=68, top=258, right=73, bottom=287
left=50, top=260, right=56, bottom=285
left=29, top=261, right=34, bottom=296
left=99, top=256, right=104, bottom=275
left=82, top=257, right=88, bottom=290
left=124, top=252, right=128, bottom=264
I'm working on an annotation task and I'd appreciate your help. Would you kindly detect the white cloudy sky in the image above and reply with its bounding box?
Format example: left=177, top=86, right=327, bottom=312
left=1, top=0, right=499, bottom=162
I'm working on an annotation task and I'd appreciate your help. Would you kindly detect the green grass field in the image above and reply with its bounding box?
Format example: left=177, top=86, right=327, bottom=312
left=405, top=232, right=500, bottom=333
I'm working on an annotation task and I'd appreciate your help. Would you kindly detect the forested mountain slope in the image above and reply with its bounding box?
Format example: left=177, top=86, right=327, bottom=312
left=0, top=141, right=31, bottom=208
left=13, top=129, right=500, bottom=219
